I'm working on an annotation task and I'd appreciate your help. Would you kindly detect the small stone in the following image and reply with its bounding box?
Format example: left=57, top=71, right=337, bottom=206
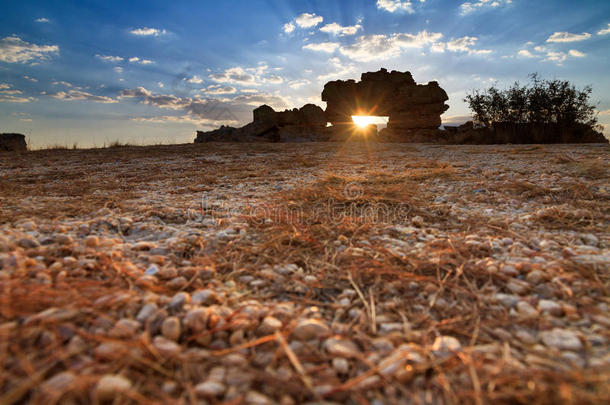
left=108, top=318, right=140, bottom=338
left=145, top=264, right=159, bottom=276
left=526, top=270, right=545, bottom=284
left=292, top=318, right=330, bottom=340
left=516, top=301, right=538, bottom=317
left=184, top=308, right=209, bottom=333
left=94, top=342, right=127, bottom=361
left=136, top=303, right=158, bottom=323
left=40, top=371, right=76, bottom=398
left=257, top=316, right=282, bottom=335
left=245, top=390, right=273, bottom=405
left=540, top=328, right=583, bottom=351
left=538, top=299, right=563, bottom=316
left=431, top=336, right=461, bottom=356
left=168, top=292, right=190, bottom=312
left=195, top=381, right=226, bottom=398
left=153, top=336, right=181, bottom=357
left=411, top=216, right=424, bottom=227
left=581, top=233, right=599, bottom=247
left=506, top=279, right=530, bottom=295
left=191, top=289, right=221, bottom=305
left=18, top=237, right=39, bottom=249
left=55, top=234, right=73, bottom=245
left=515, top=329, right=537, bottom=345
left=85, top=235, right=99, bottom=248
left=494, top=293, right=520, bottom=308
left=158, top=267, right=178, bottom=279
left=500, top=264, right=519, bottom=277
left=332, top=357, right=349, bottom=374
left=161, top=316, right=181, bottom=341
left=167, top=276, right=188, bottom=290
left=95, top=374, right=132, bottom=401
left=379, top=322, right=404, bottom=334
left=135, top=275, right=157, bottom=288
left=324, top=337, right=360, bottom=358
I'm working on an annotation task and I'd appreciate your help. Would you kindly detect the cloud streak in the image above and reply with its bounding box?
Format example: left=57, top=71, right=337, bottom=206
left=546, top=31, right=591, bottom=43
left=0, top=36, right=58, bottom=64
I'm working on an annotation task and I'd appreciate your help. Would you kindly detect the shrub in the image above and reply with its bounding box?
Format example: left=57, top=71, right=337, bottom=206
left=464, top=74, right=599, bottom=130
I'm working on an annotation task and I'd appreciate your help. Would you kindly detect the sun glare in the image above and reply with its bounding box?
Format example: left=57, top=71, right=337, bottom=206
left=351, top=116, right=389, bottom=128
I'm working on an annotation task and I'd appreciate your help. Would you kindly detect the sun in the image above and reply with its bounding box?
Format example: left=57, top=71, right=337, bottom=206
left=352, top=115, right=376, bottom=128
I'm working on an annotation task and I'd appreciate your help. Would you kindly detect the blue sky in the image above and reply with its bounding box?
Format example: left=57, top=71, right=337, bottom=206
left=1, top=0, right=609, bottom=147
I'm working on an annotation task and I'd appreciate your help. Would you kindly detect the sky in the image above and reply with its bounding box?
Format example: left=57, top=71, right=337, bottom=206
left=1, top=0, right=609, bottom=148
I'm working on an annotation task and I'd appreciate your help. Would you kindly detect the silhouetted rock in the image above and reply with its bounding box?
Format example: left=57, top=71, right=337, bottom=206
left=0, top=133, right=27, bottom=152
left=322, top=68, right=448, bottom=140
left=195, top=104, right=329, bottom=143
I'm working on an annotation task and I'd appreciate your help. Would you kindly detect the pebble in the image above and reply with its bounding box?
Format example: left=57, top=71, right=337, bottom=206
left=54, top=234, right=73, bottom=245
left=17, top=237, right=39, bottom=249
left=540, top=328, right=583, bottom=351
left=95, top=374, right=132, bottom=400
left=108, top=318, right=140, bottom=338
left=136, top=303, right=158, bottom=323
left=257, top=316, right=282, bottom=335
left=161, top=316, right=181, bottom=341
left=494, top=293, right=520, bottom=308
left=245, top=390, right=274, bottom=405
left=153, top=336, right=181, bottom=357
left=168, top=292, right=190, bottom=311
left=526, top=269, right=545, bottom=284
left=506, top=279, right=530, bottom=295
left=195, top=381, right=226, bottom=398
left=192, top=289, right=220, bottom=305
left=516, top=301, right=538, bottom=316
left=538, top=299, right=563, bottom=316
left=292, top=318, right=330, bottom=340
left=431, top=336, right=461, bottom=356
left=184, top=308, right=209, bottom=333
left=40, top=371, right=76, bottom=397
left=84, top=235, right=99, bottom=247
left=324, top=337, right=360, bottom=358
left=145, top=264, right=159, bottom=276
left=332, top=357, right=350, bottom=374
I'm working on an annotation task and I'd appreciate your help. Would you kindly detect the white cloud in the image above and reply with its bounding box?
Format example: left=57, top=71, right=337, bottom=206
left=130, top=27, right=166, bottom=37
left=376, top=0, right=414, bottom=13
left=0, top=94, right=33, bottom=103
left=0, top=84, right=23, bottom=96
left=127, top=56, right=154, bottom=65
left=113, top=67, right=123, bottom=73
left=187, top=75, right=203, bottom=84
left=598, top=24, right=610, bottom=35
left=96, top=54, right=123, bottom=62
left=568, top=49, right=586, bottom=57
left=340, top=34, right=401, bottom=61
left=460, top=0, right=512, bottom=16
left=392, top=30, right=443, bottom=48
left=288, top=79, right=310, bottom=89
left=158, top=82, right=164, bottom=88
left=546, top=31, right=591, bottom=43
left=52, top=81, right=73, bottom=87
left=202, top=85, right=237, bottom=95
left=283, top=22, right=295, bottom=34
left=131, top=115, right=238, bottom=127
left=128, top=57, right=139, bottom=63
left=320, top=22, right=362, bottom=36
left=0, top=36, right=58, bottom=64
left=295, top=13, right=323, bottom=28
left=140, top=59, right=153, bottom=65
left=50, top=90, right=117, bottom=103
left=517, top=49, right=535, bottom=58
left=446, top=36, right=478, bottom=52
left=35, top=18, right=50, bottom=23
left=544, top=51, right=567, bottom=63
left=23, top=75, right=38, bottom=82
left=598, top=109, right=610, bottom=116
left=210, top=67, right=256, bottom=85
left=232, top=92, right=289, bottom=109
left=0, top=84, right=9, bottom=90
left=262, top=75, right=284, bottom=84
left=430, top=42, right=446, bottom=53
left=303, top=42, right=340, bottom=53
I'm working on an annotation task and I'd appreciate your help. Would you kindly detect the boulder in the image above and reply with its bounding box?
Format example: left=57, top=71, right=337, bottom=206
left=322, top=68, right=449, bottom=141
left=0, top=133, right=27, bottom=152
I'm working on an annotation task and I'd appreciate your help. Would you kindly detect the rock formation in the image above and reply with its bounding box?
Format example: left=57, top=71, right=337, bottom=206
left=0, top=133, right=27, bottom=152
left=195, top=104, right=329, bottom=143
left=322, top=68, right=448, bottom=141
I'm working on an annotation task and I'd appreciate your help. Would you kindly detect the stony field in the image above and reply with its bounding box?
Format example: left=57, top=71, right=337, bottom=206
left=0, top=142, right=609, bottom=404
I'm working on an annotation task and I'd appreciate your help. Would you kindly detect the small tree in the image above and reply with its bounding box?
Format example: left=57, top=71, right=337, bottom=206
left=464, top=74, right=599, bottom=130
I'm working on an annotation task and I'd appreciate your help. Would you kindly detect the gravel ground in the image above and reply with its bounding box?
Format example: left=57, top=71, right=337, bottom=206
left=0, top=142, right=609, bottom=404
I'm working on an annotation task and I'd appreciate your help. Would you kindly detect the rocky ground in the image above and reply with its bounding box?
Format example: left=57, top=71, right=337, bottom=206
left=0, top=142, right=609, bottom=404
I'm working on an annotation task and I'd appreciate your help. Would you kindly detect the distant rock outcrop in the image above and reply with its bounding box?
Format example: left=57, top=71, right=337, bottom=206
left=195, top=104, right=330, bottom=143
left=322, top=68, right=449, bottom=141
left=0, top=133, right=27, bottom=152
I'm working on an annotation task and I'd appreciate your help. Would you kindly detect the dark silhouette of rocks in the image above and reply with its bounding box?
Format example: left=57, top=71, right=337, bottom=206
left=195, top=104, right=329, bottom=143
left=0, top=133, right=27, bottom=152
left=323, top=68, right=448, bottom=140
left=194, top=68, right=608, bottom=144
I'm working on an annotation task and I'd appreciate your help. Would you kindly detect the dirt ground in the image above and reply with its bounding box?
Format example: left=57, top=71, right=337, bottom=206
left=0, top=142, right=609, bottom=404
